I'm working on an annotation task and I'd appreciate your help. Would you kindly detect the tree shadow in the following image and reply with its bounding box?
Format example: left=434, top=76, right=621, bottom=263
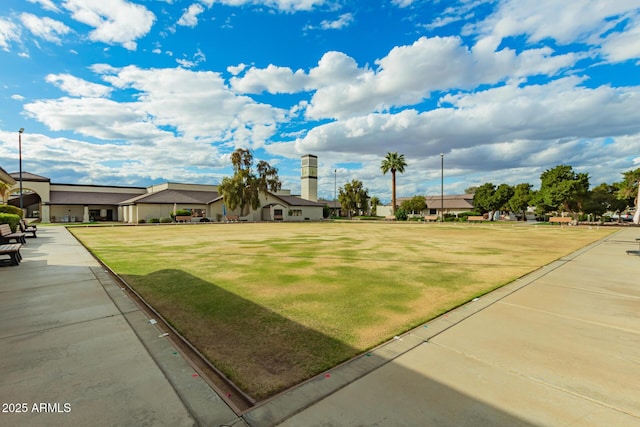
left=125, top=269, right=358, bottom=400
left=127, top=270, right=537, bottom=427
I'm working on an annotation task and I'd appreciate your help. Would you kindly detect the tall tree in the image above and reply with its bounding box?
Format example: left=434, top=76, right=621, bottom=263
left=583, top=183, right=626, bottom=217
left=369, top=196, right=380, bottom=216
left=218, top=148, right=281, bottom=216
left=537, top=165, right=589, bottom=215
left=493, top=184, right=514, bottom=212
left=400, top=195, right=427, bottom=215
left=508, top=183, right=532, bottom=221
left=615, top=168, right=640, bottom=223
left=472, top=183, right=499, bottom=219
left=380, top=152, right=407, bottom=214
left=338, top=179, right=369, bottom=218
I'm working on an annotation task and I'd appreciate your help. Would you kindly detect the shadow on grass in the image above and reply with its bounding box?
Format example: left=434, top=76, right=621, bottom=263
left=124, top=269, right=357, bottom=400
left=124, top=270, right=537, bottom=427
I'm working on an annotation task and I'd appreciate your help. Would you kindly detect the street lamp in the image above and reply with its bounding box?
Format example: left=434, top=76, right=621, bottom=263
left=440, top=153, right=444, bottom=223
left=334, top=169, right=337, bottom=217
left=18, top=128, right=24, bottom=211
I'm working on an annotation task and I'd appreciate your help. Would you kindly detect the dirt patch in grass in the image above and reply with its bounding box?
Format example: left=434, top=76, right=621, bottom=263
left=71, top=222, right=614, bottom=400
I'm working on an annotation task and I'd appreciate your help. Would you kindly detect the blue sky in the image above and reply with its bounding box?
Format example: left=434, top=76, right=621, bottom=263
left=1, top=0, right=639, bottom=203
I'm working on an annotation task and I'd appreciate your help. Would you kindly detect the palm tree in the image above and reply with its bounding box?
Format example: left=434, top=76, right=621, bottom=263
left=380, top=152, right=407, bottom=214
left=0, top=181, right=12, bottom=204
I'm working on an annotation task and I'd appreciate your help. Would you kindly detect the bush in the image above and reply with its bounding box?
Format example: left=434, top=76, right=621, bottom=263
left=138, top=219, right=146, bottom=224
left=0, top=205, right=23, bottom=218
left=175, top=209, right=191, bottom=216
left=0, top=213, right=21, bottom=232
left=199, top=217, right=210, bottom=222
left=395, top=208, right=408, bottom=221
left=160, top=217, right=172, bottom=223
left=443, top=213, right=457, bottom=222
left=323, top=204, right=331, bottom=219
left=149, top=218, right=160, bottom=223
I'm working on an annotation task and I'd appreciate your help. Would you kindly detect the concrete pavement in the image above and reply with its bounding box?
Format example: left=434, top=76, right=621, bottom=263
left=0, top=226, right=241, bottom=427
left=1, top=225, right=639, bottom=426
left=244, top=227, right=640, bottom=426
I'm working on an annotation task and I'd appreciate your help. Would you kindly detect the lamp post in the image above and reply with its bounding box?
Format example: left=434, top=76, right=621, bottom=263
left=334, top=169, right=337, bottom=217
left=440, top=153, right=444, bottom=223
left=18, top=128, right=24, bottom=211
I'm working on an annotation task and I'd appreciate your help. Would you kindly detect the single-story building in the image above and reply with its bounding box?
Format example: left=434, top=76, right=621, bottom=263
left=2, top=155, right=326, bottom=223
left=376, top=194, right=475, bottom=218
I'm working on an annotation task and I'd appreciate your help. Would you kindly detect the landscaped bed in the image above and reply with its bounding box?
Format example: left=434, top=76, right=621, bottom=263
left=70, top=222, right=614, bottom=400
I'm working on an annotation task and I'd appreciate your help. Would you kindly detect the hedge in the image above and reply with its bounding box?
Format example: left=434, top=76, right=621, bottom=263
left=0, top=204, right=23, bottom=218
left=0, top=213, right=21, bottom=232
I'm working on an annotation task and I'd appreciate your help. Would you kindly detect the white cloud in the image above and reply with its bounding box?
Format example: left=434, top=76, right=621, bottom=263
left=45, top=73, right=112, bottom=97
left=176, top=48, right=206, bottom=68
left=211, top=0, right=328, bottom=12
left=391, top=0, right=416, bottom=8
left=11, top=94, right=25, bottom=101
left=474, top=0, right=640, bottom=56
left=24, top=65, right=287, bottom=150
left=227, top=63, right=247, bottom=75
left=600, top=16, right=640, bottom=63
left=177, top=3, right=205, bottom=28
left=306, top=36, right=577, bottom=119
left=320, top=12, right=354, bottom=30
left=62, top=0, right=156, bottom=50
left=231, top=51, right=360, bottom=94
left=0, top=18, right=21, bottom=51
left=269, top=78, right=640, bottom=172
left=230, top=64, right=309, bottom=93
left=27, top=0, right=62, bottom=13
left=20, top=13, right=71, bottom=44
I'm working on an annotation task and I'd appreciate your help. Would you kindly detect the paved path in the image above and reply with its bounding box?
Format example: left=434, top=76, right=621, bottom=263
left=1, top=226, right=639, bottom=426
left=0, top=227, right=240, bottom=427
left=244, top=227, right=640, bottom=426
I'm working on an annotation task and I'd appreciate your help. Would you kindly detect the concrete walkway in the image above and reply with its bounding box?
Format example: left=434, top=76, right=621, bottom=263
left=0, top=227, right=240, bottom=427
left=244, top=227, right=640, bottom=426
left=1, top=226, right=639, bottom=426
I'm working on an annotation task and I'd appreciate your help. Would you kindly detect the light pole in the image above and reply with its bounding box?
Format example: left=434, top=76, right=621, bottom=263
left=440, top=153, right=444, bottom=222
left=18, top=128, right=24, bottom=211
left=334, top=169, right=337, bottom=217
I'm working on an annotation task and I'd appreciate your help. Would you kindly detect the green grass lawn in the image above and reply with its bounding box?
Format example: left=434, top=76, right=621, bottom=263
left=70, top=222, right=614, bottom=399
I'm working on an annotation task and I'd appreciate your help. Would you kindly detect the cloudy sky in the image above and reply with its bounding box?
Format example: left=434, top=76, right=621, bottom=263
left=1, top=0, right=639, bottom=202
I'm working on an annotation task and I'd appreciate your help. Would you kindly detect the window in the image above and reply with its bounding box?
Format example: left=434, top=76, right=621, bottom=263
left=288, top=209, right=302, bottom=216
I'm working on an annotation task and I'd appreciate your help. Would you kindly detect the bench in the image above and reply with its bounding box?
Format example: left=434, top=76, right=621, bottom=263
left=467, top=216, right=485, bottom=223
left=225, top=215, right=240, bottom=222
left=549, top=217, right=573, bottom=225
left=424, top=215, right=438, bottom=222
left=385, top=215, right=396, bottom=221
left=0, top=243, right=23, bottom=265
left=0, top=224, right=27, bottom=244
left=19, top=219, right=37, bottom=238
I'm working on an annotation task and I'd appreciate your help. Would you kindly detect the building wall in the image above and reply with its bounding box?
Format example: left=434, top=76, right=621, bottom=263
left=285, top=206, right=323, bottom=221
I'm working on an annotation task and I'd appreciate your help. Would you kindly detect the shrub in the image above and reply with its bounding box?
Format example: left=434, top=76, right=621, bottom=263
left=160, top=217, right=172, bottom=223
left=199, top=217, right=210, bottom=222
left=0, top=205, right=23, bottom=218
left=443, top=213, right=457, bottom=222
left=394, top=208, right=408, bottom=221
left=215, top=213, right=223, bottom=222
left=138, top=219, right=146, bottom=224
left=0, top=213, right=21, bottom=232
left=149, top=218, right=160, bottom=223
left=175, top=209, right=191, bottom=216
